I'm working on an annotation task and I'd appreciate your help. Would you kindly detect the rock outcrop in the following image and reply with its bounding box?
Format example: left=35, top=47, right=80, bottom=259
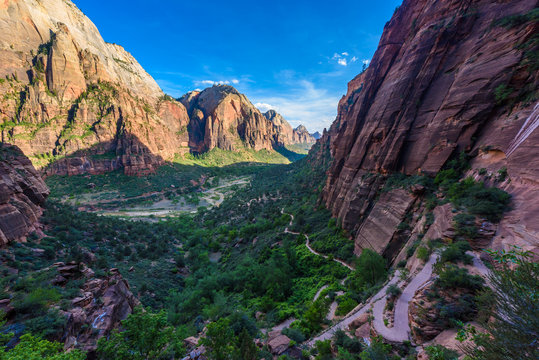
left=0, top=0, right=190, bottom=176
left=263, top=110, right=315, bottom=145
left=1, top=0, right=308, bottom=176
left=60, top=265, right=140, bottom=354
left=293, top=125, right=315, bottom=144
left=316, top=0, right=539, bottom=256
left=178, top=87, right=315, bottom=153
left=0, top=144, right=48, bottom=245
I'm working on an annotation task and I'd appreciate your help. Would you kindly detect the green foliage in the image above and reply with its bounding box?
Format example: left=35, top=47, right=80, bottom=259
left=386, top=284, right=401, bottom=298
left=447, top=177, right=511, bottom=222
left=200, top=318, right=237, bottom=360
left=453, top=213, right=478, bottom=239
left=416, top=246, right=429, bottom=262
left=494, top=84, right=513, bottom=105
left=0, top=334, right=85, bottom=360
left=493, top=8, right=539, bottom=29
left=435, top=264, right=484, bottom=291
left=11, top=287, right=61, bottom=315
left=359, top=336, right=394, bottom=360
left=424, top=344, right=458, bottom=360
left=349, top=249, right=387, bottom=290
left=440, top=241, right=472, bottom=264
left=459, top=247, right=539, bottom=360
left=97, top=307, right=184, bottom=360
left=314, top=340, right=333, bottom=360
left=335, top=295, right=358, bottom=316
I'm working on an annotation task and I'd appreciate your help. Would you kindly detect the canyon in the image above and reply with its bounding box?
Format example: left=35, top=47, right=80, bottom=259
left=0, top=0, right=315, bottom=177
left=318, top=0, right=539, bottom=259
left=0, top=0, right=537, bottom=359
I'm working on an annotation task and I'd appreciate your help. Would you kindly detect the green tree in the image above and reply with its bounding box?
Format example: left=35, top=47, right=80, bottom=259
left=200, top=318, right=237, bottom=360
left=359, top=336, right=393, bottom=360
left=0, top=334, right=85, bottom=360
left=97, top=307, right=182, bottom=360
left=458, top=247, right=538, bottom=360
left=350, top=249, right=387, bottom=290
left=237, top=329, right=257, bottom=360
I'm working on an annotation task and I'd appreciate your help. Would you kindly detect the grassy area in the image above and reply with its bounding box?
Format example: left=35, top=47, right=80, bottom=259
left=46, top=148, right=299, bottom=209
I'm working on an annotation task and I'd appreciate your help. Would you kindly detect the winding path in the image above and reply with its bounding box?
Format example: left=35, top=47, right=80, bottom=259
left=307, top=274, right=401, bottom=346
left=372, top=252, right=439, bottom=342
left=281, top=210, right=354, bottom=271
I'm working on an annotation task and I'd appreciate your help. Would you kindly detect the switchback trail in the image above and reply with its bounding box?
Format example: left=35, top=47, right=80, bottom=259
left=281, top=209, right=354, bottom=271
left=372, top=252, right=439, bottom=342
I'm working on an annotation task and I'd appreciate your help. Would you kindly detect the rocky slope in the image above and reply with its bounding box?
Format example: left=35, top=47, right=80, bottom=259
left=263, top=109, right=315, bottom=145
left=316, top=0, right=539, bottom=258
left=0, top=144, right=49, bottom=245
left=0, top=0, right=191, bottom=175
left=0, top=0, right=311, bottom=176
left=178, top=86, right=315, bottom=154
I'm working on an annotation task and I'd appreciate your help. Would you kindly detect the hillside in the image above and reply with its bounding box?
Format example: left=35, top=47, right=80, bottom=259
left=0, top=0, right=314, bottom=177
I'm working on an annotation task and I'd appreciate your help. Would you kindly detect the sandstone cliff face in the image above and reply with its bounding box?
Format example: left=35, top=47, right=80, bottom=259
left=293, top=125, right=315, bottom=144
left=318, top=0, right=539, bottom=256
left=263, top=110, right=315, bottom=146
left=0, top=0, right=191, bottom=175
left=0, top=144, right=48, bottom=245
left=179, top=86, right=314, bottom=153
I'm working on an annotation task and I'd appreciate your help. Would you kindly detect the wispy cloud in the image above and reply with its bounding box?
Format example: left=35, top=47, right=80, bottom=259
left=194, top=79, right=241, bottom=87
left=332, top=52, right=359, bottom=67
left=251, top=77, right=339, bottom=132
left=254, top=103, right=275, bottom=113
left=362, top=59, right=371, bottom=66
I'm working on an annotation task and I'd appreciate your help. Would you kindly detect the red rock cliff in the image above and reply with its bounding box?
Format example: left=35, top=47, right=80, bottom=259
left=318, top=0, right=539, bottom=256
left=0, top=144, right=49, bottom=245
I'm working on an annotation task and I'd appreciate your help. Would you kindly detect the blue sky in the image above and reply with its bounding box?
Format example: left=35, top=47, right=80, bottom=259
left=73, top=0, right=401, bottom=132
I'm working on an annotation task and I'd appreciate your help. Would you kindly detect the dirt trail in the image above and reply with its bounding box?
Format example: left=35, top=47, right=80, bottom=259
left=282, top=210, right=354, bottom=271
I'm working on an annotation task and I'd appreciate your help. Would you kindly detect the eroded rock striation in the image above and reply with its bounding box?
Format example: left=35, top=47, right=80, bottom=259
left=263, top=110, right=315, bottom=146
left=316, top=0, right=539, bottom=257
left=0, top=0, right=313, bottom=175
left=0, top=144, right=49, bottom=245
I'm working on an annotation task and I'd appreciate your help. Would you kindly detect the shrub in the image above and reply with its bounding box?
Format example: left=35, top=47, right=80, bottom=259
left=435, top=265, right=484, bottom=291
left=1, top=334, right=85, bottom=359
left=336, top=296, right=358, bottom=316
left=440, top=241, right=473, bottom=264
left=349, top=249, right=387, bottom=290
left=425, top=344, right=459, bottom=360
left=416, top=246, right=430, bottom=262
left=453, top=213, right=478, bottom=239
left=494, top=84, right=513, bottom=104
left=386, top=284, right=402, bottom=298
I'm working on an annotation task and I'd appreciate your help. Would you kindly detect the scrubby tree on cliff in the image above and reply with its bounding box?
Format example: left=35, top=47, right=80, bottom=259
left=97, top=307, right=184, bottom=360
left=0, top=334, right=85, bottom=360
left=458, top=247, right=539, bottom=360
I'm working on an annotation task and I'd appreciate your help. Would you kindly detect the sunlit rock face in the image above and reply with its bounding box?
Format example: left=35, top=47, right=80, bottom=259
left=314, top=0, right=539, bottom=256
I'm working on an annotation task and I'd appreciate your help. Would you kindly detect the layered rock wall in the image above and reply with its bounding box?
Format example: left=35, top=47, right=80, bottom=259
left=317, top=0, right=539, bottom=256
left=0, top=144, right=49, bottom=245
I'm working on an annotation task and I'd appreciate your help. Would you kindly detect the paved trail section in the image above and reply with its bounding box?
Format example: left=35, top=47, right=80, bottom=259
left=372, top=253, right=439, bottom=342
left=307, top=274, right=400, bottom=346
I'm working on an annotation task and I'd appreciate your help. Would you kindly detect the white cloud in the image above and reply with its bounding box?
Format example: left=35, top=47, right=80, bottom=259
left=351, top=56, right=358, bottom=63
left=254, top=102, right=275, bottom=113
left=194, top=79, right=238, bottom=87
left=337, top=58, right=347, bottom=66
left=342, top=52, right=349, bottom=56
left=362, top=59, right=371, bottom=66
